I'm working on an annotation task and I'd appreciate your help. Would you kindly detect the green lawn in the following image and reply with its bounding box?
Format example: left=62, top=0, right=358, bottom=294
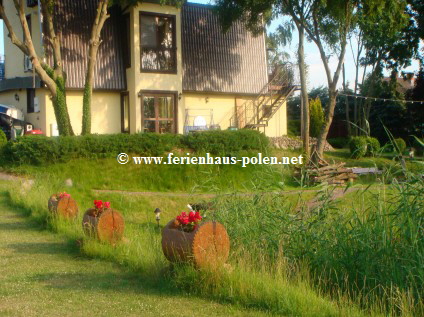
left=0, top=188, right=276, bottom=317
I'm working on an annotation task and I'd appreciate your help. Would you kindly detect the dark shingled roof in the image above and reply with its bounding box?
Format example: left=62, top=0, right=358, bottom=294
left=44, top=2, right=267, bottom=94
left=46, top=0, right=126, bottom=90
left=181, top=3, right=268, bottom=95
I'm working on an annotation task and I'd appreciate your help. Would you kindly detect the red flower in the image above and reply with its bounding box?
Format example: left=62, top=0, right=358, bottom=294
left=188, top=211, right=196, bottom=223
left=94, top=200, right=103, bottom=210
left=194, top=211, right=202, bottom=221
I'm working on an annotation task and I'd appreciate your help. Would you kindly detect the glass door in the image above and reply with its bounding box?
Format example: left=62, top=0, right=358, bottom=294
left=142, top=93, right=176, bottom=133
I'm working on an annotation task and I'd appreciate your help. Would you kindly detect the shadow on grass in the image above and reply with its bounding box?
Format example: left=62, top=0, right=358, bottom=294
left=30, top=271, right=174, bottom=296
left=6, top=242, right=73, bottom=255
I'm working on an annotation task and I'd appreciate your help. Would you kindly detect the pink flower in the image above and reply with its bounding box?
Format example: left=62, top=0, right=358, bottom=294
left=103, top=201, right=111, bottom=209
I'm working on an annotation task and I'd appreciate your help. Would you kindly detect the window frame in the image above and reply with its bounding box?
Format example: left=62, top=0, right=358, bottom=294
left=139, top=11, right=177, bottom=74
left=140, top=90, right=178, bottom=134
left=121, top=92, right=130, bottom=133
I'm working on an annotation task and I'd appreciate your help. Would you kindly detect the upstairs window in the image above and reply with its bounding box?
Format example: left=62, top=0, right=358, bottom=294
left=140, top=12, right=176, bottom=73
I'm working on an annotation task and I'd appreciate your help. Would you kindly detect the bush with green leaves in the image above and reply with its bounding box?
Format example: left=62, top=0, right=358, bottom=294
left=287, top=120, right=300, bottom=136
left=393, top=138, right=406, bottom=154
left=366, top=137, right=380, bottom=156
left=182, top=129, right=269, bottom=155
left=1, top=130, right=270, bottom=166
left=0, top=129, right=7, bottom=147
left=349, top=136, right=368, bottom=158
left=327, top=137, right=349, bottom=149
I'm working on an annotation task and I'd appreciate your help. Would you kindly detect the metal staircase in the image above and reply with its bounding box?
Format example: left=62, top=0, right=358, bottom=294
left=233, top=64, right=299, bottom=130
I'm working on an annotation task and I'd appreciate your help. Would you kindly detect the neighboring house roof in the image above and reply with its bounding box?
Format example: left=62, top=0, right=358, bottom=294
left=182, top=3, right=268, bottom=95
left=47, top=0, right=126, bottom=91
left=382, top=75, right=415, bottom=94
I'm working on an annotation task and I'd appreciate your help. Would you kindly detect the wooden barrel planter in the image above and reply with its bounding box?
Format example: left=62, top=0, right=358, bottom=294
left=162, top=220, right=230, bottom=268
left=82, top=208, right=125, bottom=244
left=48, top=194, right=79, bottom=219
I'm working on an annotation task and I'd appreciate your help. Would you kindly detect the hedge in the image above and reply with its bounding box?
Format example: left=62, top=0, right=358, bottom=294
left=327, top=137, right=349, bottom=149
left=1, top=130, right=269, bottom=166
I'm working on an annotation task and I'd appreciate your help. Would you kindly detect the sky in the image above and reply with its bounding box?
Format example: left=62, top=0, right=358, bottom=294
left=1, top=1, right=420, bottom=90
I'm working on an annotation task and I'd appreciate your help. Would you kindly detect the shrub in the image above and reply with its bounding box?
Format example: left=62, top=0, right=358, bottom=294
left=287, top=120, right=301, bottom=137
left=366, top=137, right=380, bottom=156
left=0, top=129, right=7, bottom=147
left=349, top=136, right=367, bottom=158
left=182, top=129, right=269, bottom=155
left=2, top=133, right=182, bottom=166
left=1, top=130, right=269, bottom=166
left=309, top=98, right=324, bottom=138
left=327, top=137, right=349, bottom=149
left=393, top=138, right=406, bottom=154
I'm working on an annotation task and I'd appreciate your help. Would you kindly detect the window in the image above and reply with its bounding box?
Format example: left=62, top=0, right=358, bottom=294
left=140, top=12, right=176, bottom=73
left=121, top=92, right=130, bottom=133
left=27, top=88, right=35, bottom=113
left=141, top=92, right=177, bottom=133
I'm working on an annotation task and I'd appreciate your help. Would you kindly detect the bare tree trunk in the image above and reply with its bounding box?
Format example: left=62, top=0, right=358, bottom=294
left=343, top=64, right=351, bottom=136
left=82, top=0, right=110, bottom=135
left=297, top=22, right=310, bottom=160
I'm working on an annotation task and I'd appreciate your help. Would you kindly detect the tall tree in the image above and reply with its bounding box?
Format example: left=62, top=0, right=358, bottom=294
left=214, top=0, right=313, bottom=160
left=0, top=0, right=74, bottom=136
left=82, top=0, right=110, bottom=135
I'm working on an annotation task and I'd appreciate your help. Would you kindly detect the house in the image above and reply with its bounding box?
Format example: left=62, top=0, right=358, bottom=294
left=382, top=73, right=415, bottom=94
left=0, top=0, right=296, bottom=137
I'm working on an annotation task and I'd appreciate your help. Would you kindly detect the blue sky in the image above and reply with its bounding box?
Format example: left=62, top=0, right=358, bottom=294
left=1, top=1, right=420, bottom=89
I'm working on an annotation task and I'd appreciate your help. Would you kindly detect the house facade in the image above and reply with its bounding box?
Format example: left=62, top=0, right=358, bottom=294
left=0, top=0, right=295, bottom=137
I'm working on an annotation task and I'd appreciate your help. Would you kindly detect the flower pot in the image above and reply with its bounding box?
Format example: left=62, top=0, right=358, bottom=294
left=162, top=220, right=230, bottom=268
left=82, top=208, right=125, bottom=244
left=48, top=194, right=79, bottom=219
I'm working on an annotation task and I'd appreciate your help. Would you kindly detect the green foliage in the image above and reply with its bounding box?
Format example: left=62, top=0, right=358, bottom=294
left=349, top=136, right=381, bottom=158
left=309, top=98, right=324, bottom=138
left=327, top=137, right=349, bottom=149
left=182, top=130, right=269, bottom=156
left=81, top=83, right=91, bottom=135
left=287, top=120, right=301, bottom=136
left=1, top=130, right=269, bottom=166
left=2, top=134, right=182, bottom=166
left=413, top=137, right=424, bottom=156
left=0, top=129, right=7, bottom=147
left=394, top=137, right=406, bottom=153
left=366, top=137, right=380, bottom=156
left=349, top=136, right=368, bottom=158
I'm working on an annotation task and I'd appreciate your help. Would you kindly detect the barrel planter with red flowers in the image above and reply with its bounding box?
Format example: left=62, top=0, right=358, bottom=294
left=82, top=200, right=125, bottom=244
left=48, top=192, right=79, bottom=219
left=162, top=210, right=230, bottom=268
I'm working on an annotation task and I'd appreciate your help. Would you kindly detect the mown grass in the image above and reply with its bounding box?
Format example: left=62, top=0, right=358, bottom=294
left=0, top=188, right=277, bottom=317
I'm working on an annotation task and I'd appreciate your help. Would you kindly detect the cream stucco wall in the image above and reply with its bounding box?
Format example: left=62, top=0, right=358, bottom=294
left=0, top=89, right=47, bottom=132
left=44, top=90, right=121, bottom=136
left=3, top=1, right=43, bottom=79
left=183, top=93, right=287, bottom=137
left=126, top=3, right=183, bottom=133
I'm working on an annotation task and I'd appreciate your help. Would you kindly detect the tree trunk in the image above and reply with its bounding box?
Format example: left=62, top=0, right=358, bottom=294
left=82, top=0, right=110, bottom=135
left=297, top=23, right=310, bottom=161
left=313, top=89, right=337, bottom=162
left=343, top=64, right=351, bottom=137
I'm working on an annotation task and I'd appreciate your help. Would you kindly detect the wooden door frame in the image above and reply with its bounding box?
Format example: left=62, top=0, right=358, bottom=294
left=140, top=90, right=178, bottom=133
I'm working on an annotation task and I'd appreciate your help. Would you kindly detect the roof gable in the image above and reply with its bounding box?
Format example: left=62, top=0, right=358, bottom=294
left=181, top=3, right=268, bottom=95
